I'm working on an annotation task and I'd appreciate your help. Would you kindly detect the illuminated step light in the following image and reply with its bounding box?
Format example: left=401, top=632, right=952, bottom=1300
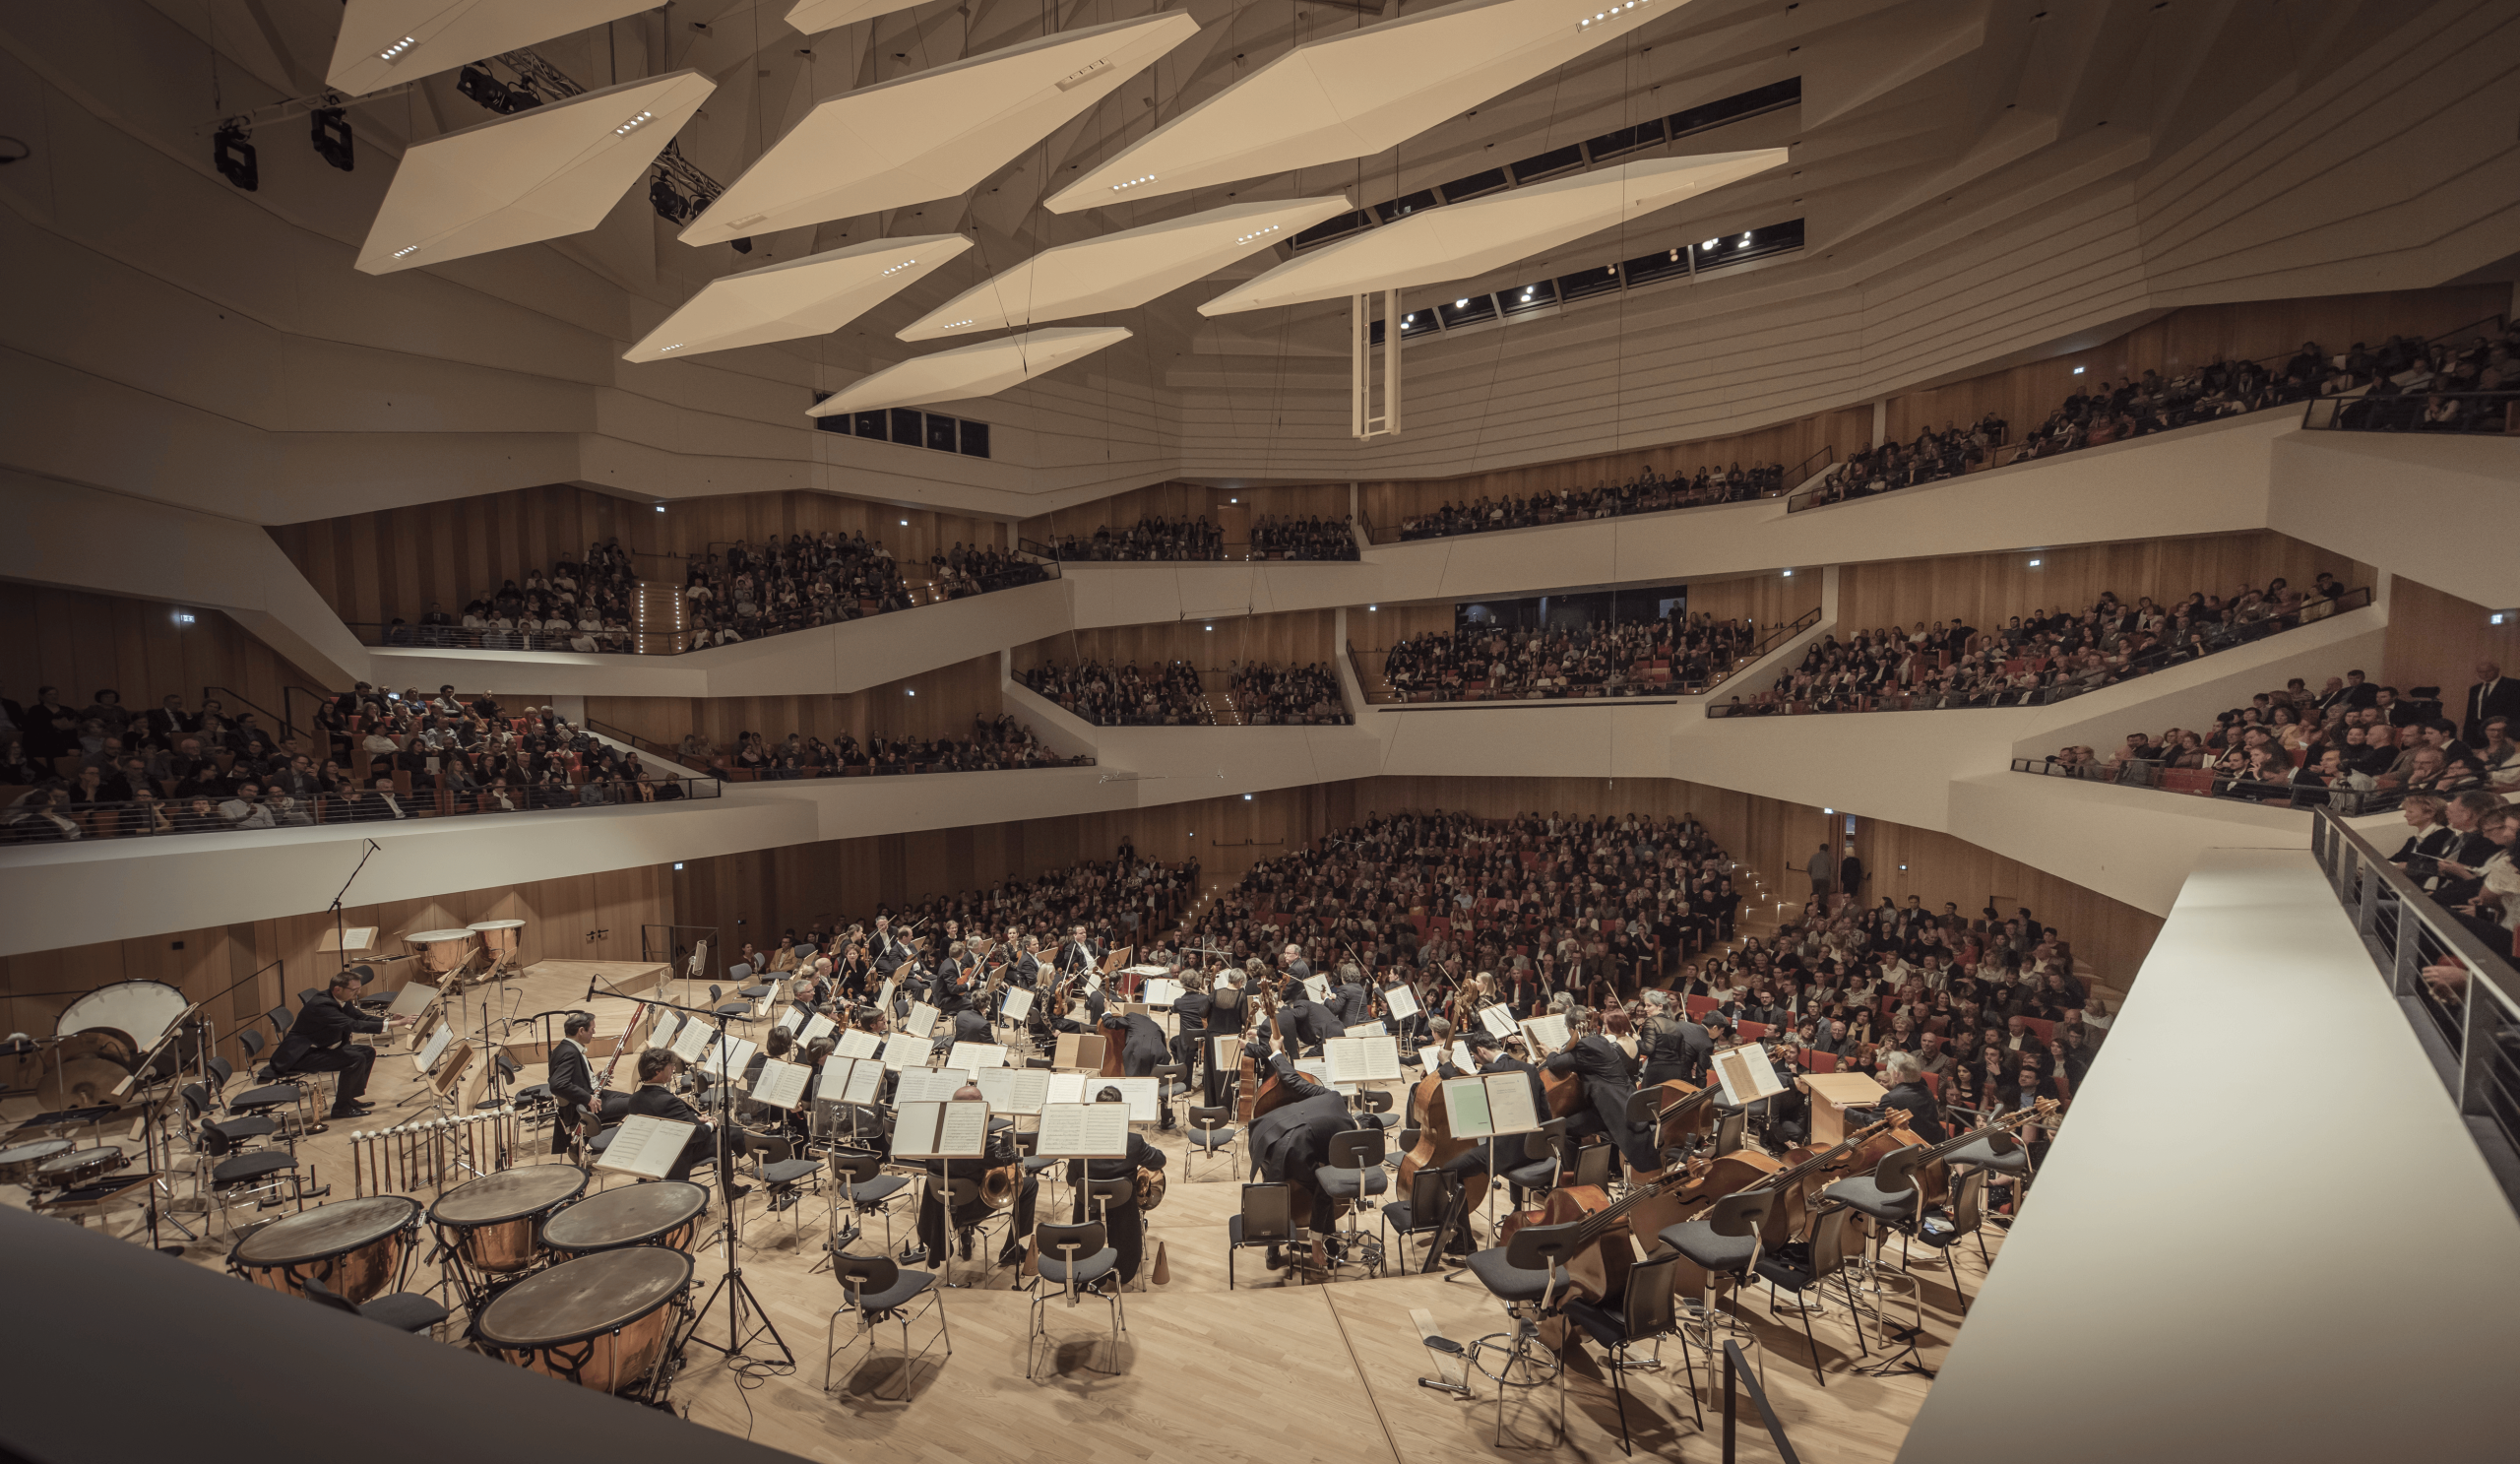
left=378, top=35, right=416, bottom=63
left=1234, top=223, right=1283, bottom=244
left=880, top=258, right=920, bottom=275
left=1578, top=0, right=1645, bottom=28
left=1109, top=174, right=1156, bottom=192
left=614, top=109, right=656, bottom=137
left=392, top=243, right=420, bottom=258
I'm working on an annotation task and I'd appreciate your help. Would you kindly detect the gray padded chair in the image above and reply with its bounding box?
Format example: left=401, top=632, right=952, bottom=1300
left=1463, top=1219, right=1583, bottom=1445
left=825, top=1251, right=948, bottom=1398
left=1027, top=1220, right=1124, bottom=1377
left=1656, top=1187, right=1777, bottom=1381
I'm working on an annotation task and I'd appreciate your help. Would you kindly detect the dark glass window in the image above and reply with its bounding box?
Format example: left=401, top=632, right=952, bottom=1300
left=1668, top=77, right=1800, bottom=140
left=1508, top=144, right=1584, bottom=183
left=1439, top=167, right=1509, bottom=202
left=958, top=419, right=990, bottom=458
left=853, top=412, right=886, bottom=439
left=1374, top=189, right=1439, bottom=223
left=889, top=408, right=923, bottom=445
left=1584, top=118, right=1666, bottom=160
left=1291, top=211, right=1371, bottom=251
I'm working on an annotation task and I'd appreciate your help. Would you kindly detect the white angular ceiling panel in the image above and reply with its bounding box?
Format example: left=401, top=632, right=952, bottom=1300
left=898, top=197, right=1353, bottom=343
left=327, top=0, right=657, bottom=97
left=625, top=235, right=973, bottom=362
left=356, top=71, right=715, bottom=275
left=1199, top=151, right=1787, bottom=314
left=680, top=14, right=1201, bottom=247
left=1045, top=0, right=1696, bottom=214
left=785, top=0, right=916, bottom=33
left=807, top=327, right=1134, bottom=414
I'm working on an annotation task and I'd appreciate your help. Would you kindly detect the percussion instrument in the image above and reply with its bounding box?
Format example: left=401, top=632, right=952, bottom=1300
left=58, top=981, right=192, bottom=1063
left=33, top=1145, right=127, bottom=1189
left=7, top=1035, right=139, bottom=1111
left=0, top=1138, right=74, bottom=1185
left=227, top=1195, right=420, bottom=1305
left=468, top=919, right=526, bottom=961
left=428, top=1165, right=587, bottom=1277
left=539, top=1180, right=706, bottom=1257
left=475, top=1246, right=693, bottom=1395
left=408, top=929, right=479, bottom=976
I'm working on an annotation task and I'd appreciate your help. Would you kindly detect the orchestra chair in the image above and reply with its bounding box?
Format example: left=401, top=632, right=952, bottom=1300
left=825, top=1251, right=950, bottom=1399
left=1026, top=1220, right=1124, bottom=1378
left=183, top=1089, right=300, bottom=1237
left=1500, top=1117, right=1571, bottom=1204
left=1569, top=1138, right=1613, bottom=1191
left=747, top=1134, right=823, bottom=1232
left=704, top=984, right=752, bottom=1024
left=941, top=1174, right=1013, bottom=1288
left=1314, top=1127, right=1391, bottom=1274
left=1227, top=1182, right=1293, bottom=1290
left=1711, top=1109, right=1748, bottom=1157
left=1943, top=1132, right=2031, bottom=1261
left=302, top=1274, right=449, bottom=1337
left=1354, top=1087, right=1403, bottom=1129
left=824, top=1148, right=909, bottom=1257
left=729, top=962, right=772, bottom=1001
left=1750, top=1204, right=1869, bottom=1387
left=1910, top=1168, right=1991, bottom=1313
left=1182, top=1104, right=1240, bottom=1179
left=1379, top=1164, right=1458, bottom=1273
left=264, top=1007, right=293, bottom=1042
left=1464, top=1219, right=1584, bottom=1446
left=1152, top=1062, right=1191, bottom=1126
left=1815, top=1146, right=1930, bottom=1360
left=1655, top=1188, right=1776, bottom=1386
left=1562, top=1251, right=1685, bottom=1454
left=229, top=1033, right=311, bottom=1129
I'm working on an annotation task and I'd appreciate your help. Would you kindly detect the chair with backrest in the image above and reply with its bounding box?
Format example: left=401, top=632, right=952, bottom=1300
left=747, top=1133, right=822, bottom=1229
left=1499, top=1116, right=1569, bottom=1202
left=1227, top=1182, right=1292, bottom=1290
left=1912, top=1167, right=1990, bottom=1312
left=1151, top=1062, right=1191, bottom=1127
left=1750, top=1203, right=1869, bottom=1386
left=1026, top=1220, right=1124, bottom=1377
left=302, top=1273, right=449, bottom=1336
left=823, top=1146, right=910, bottom=1257
left=1182, top=1104, right=1239, bottom=1178
left=1817, top=1142, right=1933, bottom=1352
left=939, top=1173, right=1012, bottom=1287
left=186, top=1088, right=299, bottom=1236
left=824, top=1251, right=949, bottom=1398
left=1562, top=1252, right=1686, bottom=1453
left=1378, top=1163, right=1459, bottom=1273
left=1463, top=1219, right=1584, bottom=1446
left=1354, top=1086, right=1402, bottom=1129
left=1943, top=1128, right=2032, bottom=1261
left=1655, top=1187, right=1777, bottom=1382
left=1313, top=1127, right=1390, bottom=1273
left=1569, top=1139, right=1613, bottom=1191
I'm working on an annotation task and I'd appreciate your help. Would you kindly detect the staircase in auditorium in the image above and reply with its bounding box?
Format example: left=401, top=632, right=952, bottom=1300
left=633, top=579, right=684, bottom=654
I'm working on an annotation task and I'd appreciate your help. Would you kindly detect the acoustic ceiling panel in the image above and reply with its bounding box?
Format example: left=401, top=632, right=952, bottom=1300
left=806, top=327, right=1134, bottom=414
left=785, top=0, right=918, bottom=32
left=355, top=71, right=715, bottom=275
left=1198, top=150, right=1787, bottom=314
left=897, top=197, right=1353, bottom=342
left=624, top=235, right=972, bottom=362
left=1044, top=0, right=1695, bottom=214
left=327, top=0, right=657, bottom=97
left=679, top=14, right=1201, bottom=247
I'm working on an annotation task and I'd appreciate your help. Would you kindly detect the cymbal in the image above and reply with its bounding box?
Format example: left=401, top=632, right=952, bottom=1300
left=4, top=1041, right=138, bottom=1111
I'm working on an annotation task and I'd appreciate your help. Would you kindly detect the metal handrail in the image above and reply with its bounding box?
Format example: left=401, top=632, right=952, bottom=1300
left=2307, top=807, right=2520, bottom=1207
left=584, top=717, right=682, bottom=761
left=2301, top=388, right=2520, bottom=433
left=1778, top=442, right=1835, bottom=493
left=0, top=775, right=726, bottom=844
left=2006, top=755, right=2405, bottom=817
left=1370, top=475, right=1774, bottom=544
left=201, top=684, right=295, bottom=744
left=1706, top=586, right=2371, bottom=717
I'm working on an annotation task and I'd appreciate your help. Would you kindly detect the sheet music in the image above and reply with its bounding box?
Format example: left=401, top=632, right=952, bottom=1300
left=902, top=1002, right=939, bottom=1039
left=758, top=979, right=786, bottom=1016
left=410, top=1023, right=452, bottom=1074
left=1382, top=985, right=1421, bottom=1021
left=1112, top=1076, right=1160, bottom=1124
left=1083, top=973, right=1102, bottom=995
left=892, top=1101, right=945, bottom=1158
left=876, top=978, right=897, bottom=1014
left=1303, top=974, right=1331, bottom=1003
left=840, top=1058, right=886, bottom=1106
left=1000, top=987, right=1034, bottom=1022
left=798, top=1013, right=835, bottom=1047
left=1520, top=1013, right=1571, bottom=1052
left=878, top=1035, right=922, bottom=1072
left=948, top=1042, right=1009, bottom=1071
left=750, top=1058, right=810, bottom=1111
left=1142, top=978, right=1184, bottom=1008
left=1044, top=1071, right=1087, bottom=1107
left=1345, top=1020, right=1390, bottom=1037
left=386, top=981, right=438, bottom=1020
left=819, top=1053, right=856, bottom=1101
left=1325, top=1036, right=1402, bottom=1086
left=646, top=1010, right=680, bottom=1052
left=1479, top=1003, right=1519, bottom=1039
left=1450, top=1040, right=1477, bottom=1072
left=934, top=1099, right=989, bottom=1158
left=835, top=1029, right=880, bottom=1059
left=669, top=1019, right=713, bottom=1064
left=1441, top=1076, right=1495, bottom=1139
left=975, top=1065, right=1050, bottom=1115
left=1036, top=1102, right=1132, bottom=1158
left=1714, top=1044, right=1787, bottom=1106
left=699, top=1035, right=756, bottom=1082
left=895, top=1065, right=972, bottom=1104
left=1485, top=1071, right=1544, bottom=1135
left=776, top=1007, right=803, bottom=1035
left=594, top=1115, right=695, bottom=1180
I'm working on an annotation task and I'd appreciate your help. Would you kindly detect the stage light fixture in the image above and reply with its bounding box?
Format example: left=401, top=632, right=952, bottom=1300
left=731, top=236, right=753, bottom=254
left=213, top=122, right=257, bottom=191
left=311, top=107, right=354, bottom=171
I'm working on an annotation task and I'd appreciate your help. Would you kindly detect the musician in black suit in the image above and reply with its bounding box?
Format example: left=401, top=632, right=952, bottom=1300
left=273, top=971, right=409, bottom=1118
left=1100, top=1008, right=1171, bottom=1083
left=1868, top=1052, right=1946, bottom=1144
left=1242, top=1045, right=1348, bottom=1266
left=545, top=1011, right=606, bottom=1154
left=1327, top=964, right=1372, bottom=1029
left=1274, top=990, right=1342, bottom=1056
left=1542, top=1009, right=1660, bottom=1175
left=1638, top=992, right=1714, bottom=1087
left=1072, top=1085, right=1168, bottom=1283
left=1277, top=942, right=1313, bottom=986
left=1056, top=924, right=1104, bottom=976
left=1196, top=974, right=1242, bottom=1107
left=914, top=1080, right=1036, bottom=1270
left=620, top=1049, right=722, bottom=1187
left=870, top=917, right=912, bottom=974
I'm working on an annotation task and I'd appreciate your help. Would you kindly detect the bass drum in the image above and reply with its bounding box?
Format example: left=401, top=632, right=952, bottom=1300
left=58, top=981, right=198, bottom=1079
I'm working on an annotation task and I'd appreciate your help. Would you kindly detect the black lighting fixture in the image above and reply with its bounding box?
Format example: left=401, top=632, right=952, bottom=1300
left=730, top=236, right=753, bottom=254
left=213, top=122, right=257, bottom=191
left=456, top=63, right=540, bottom=115
left=649, top=173, right=693, bottom=223
left=310, top=106, right=353, bottom=171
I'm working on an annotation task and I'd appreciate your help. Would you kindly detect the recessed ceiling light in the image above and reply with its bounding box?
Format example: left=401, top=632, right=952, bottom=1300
left=660, top=343, right=684, bottom=352
left=881, top=259, right=919, bottom=275
left=1234, top=224, right=1282, bottom=244
left=1454, top=298, right=1469, bottom=307
left=1110, top=174, right=1157, bottom=192
left=613, top=109, right=655, bottom=137
left=378, top=35, right=416, bottom=62
left=392, top=244, right=420, bottom=258
left=942, top=318, right=975, bottom=330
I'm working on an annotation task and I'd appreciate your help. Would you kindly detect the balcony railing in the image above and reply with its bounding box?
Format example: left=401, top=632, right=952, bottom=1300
left=0, top=775, right=725, bottom=845
left=1351, top=607, right=1816, bottom=705
left=1706, top=586, right=2371, bottom=718
left=2008, top=755, right=2407, bottom=817
left=2308, top=808, right=2520, bottom=1209
left=2301, top=389, right=2520, bottom=435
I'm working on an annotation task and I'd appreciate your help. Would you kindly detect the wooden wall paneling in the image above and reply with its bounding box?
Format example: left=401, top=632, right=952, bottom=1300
left=1682, top=572, right=1824, bottom=633
left=586, top=654, right=1008, bottom=756
left=1011, top=610, right=1342, bottom=675
left=2381, top=576, right=2520, bottom=713
left=0, top=583, right=341, bottom=736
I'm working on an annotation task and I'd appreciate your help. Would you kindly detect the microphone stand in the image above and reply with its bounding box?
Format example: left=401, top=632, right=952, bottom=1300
left=588, top=970, right=790, bottom=1369
left=327, top=840, right=383, bottom=975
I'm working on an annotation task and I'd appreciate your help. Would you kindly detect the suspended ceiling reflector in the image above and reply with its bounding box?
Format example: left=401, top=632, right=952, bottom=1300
left=327, top=0, right=658, bottom=97
left=784, top=0, right=919, bottom=33
left=897, top=197, right=1354, bottom=342
left=1198, top=150, right=1788, bottom=314
left=806, top=327, right=1134, bottom=414
left=1045, top=0, right=1694, bottom=214
left=355, top=71, right=716, bottom=275
left=679, top=14, right=1201, bottom=246
left=623, top=235, right=974, bottom=362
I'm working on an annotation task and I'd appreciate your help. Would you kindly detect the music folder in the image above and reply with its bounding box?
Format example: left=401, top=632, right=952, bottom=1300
left=1324, top=1036, right=1402, bottom=1086
left=797, top=1012, right=835, bottom=1047
left=646, top=1010, right=681, bottom=1053
left=385, top=981, right=438, bottom=1021
left=411, top=1023, right=453, bottom=1075
left=595, top=1115, right=697, bottom=1180
left=1036, top=1102, right=1131, bottom=1159
left=1519, top=1013, right=1571, bottom=1052
left=1381, top=985, right=1421, bottom=1021
left=947, top=1042, right=1010, bottom=1071
left=1052, top=1033, right=1106, bottom=1071
left=1478, top=1003, right=1519, bottom=1039
left=668, top=1019, right=713, bottom=1065
left=834, top=1028, right=880, bottom=1059
left=976, top=1066, right=1051, bottom=1115
left=1713, top=1043, right=1788, bottom=1107
left=749, top=1058, right=811, bottom=1111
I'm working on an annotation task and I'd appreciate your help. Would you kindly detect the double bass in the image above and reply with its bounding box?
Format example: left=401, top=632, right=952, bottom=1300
left=1394, top=1071, right=1490, bottom=1270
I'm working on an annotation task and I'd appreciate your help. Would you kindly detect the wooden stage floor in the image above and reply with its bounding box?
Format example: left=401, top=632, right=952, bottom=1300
left=5, top=1009, right=1983, bottom=1464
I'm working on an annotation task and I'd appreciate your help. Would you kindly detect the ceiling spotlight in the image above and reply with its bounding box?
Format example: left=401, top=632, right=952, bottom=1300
left=655, top=505, right=666, bottom=513
left=2028, top=557, right=2044, bottom=567
left=1235, top=224, right=1282, bottom=244
left=613, top=109, right=655, bottom=137
left=941, top=318, right=976, bottom=330
left=213, top=122, right=257, bottom=191
left=2072, top=365, right=2086, bottom=374
left=660, top=342, right=685, bottom=352
left=1701, top=237, right=1719, bottom=249
left=1454, top=297, right=1469, bottom=307
left=378, top=35, right=416, bottom=63
left=881, top=258, right=919, bottom=275
left=391, top=243, right=419, bottom=259
left=1243, top=794, right=1253, bottom=801
left=1110, top=174, right=1156, bottom=191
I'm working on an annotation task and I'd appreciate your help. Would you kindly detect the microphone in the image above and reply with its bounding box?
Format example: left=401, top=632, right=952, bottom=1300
left=586, top=975, right=601, bottom=1001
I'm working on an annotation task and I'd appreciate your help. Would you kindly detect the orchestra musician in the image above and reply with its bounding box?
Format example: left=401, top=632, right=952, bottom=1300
left=1542, top=1007, right=1661, bottom=1175
left=1199, top=970, right=1244, bottom=1106
left=1240, top=1041, right=1348, bottom=1269
left=1072, top=1084, right=1168, bottom=1284
left=1274, top=982, right=1343, bottom=1057
left=273, top=969, right=411, bottom=1119
left=545, top=1011, right=627, bottom=1154
left=1278, top=941, right=1313, bottom=985
left=871, top=916, right=912, bottom=974
left=914, top=1079, right=1036, bottom=1270
left=1328, top=962, right=1371, bottom=1028
left=1056, top=923, right=1103, bottom=977
left=622, top=1049, right=722, bottom=1188
left=1638, top=989, right=1714, bottom=1087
